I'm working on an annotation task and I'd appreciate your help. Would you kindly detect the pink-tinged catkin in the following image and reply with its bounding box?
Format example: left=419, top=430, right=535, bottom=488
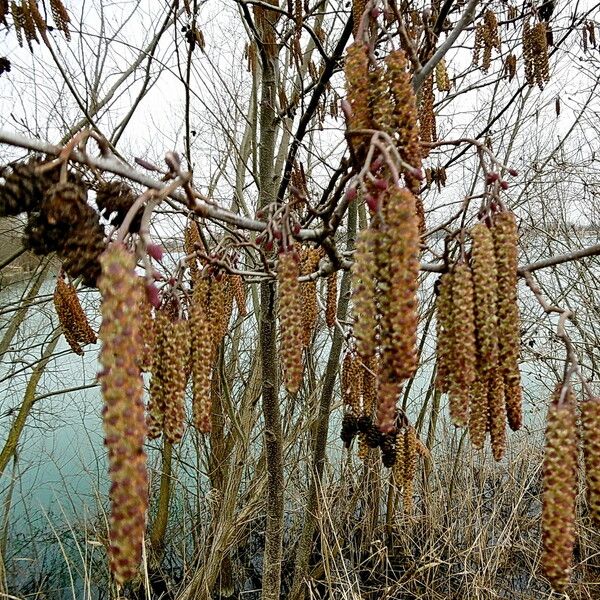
left=541, top=385, right=577, bottom=593
left=581, top=397, right=600, bottom=526
left=98, top=244, right=148, bottom=586
left=278, top=250, right=304, bottom=394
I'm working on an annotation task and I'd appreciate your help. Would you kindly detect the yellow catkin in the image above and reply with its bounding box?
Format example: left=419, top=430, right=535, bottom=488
left=278, top=250, right=304, bottom=394
left=342, top=352, right=362, bottom=415
left=581, top=397, right=600, bottom=526
left=207, top=275, right=233, bottom=353
left=471, top=223, right=499, bottom=374
left=493, top=211, right=522, bottom=431
left=403, top=426, right=418, bottom=512
left=435, top=271, right=454, bottom=395
left=351, top=227, right=378, bottom=361
left=97, top=244, right=148, bottom=585
left=299, top=247, right=320, bottom=347
left=382, top=187, right=420, bottom=383
left=435, top=58, right=450, bottom=92
left=190, top=277, right=213, bottom=433
left=162, top=319, right=191, bottom=444
left=344, top=42, right=371, bottom=157
left=370, top=65, right=394, bottom=136
left=147, top=309, right=170, bottom=439
left=325, top=271, right=337, bottom=328
left=487, top=368, right=507, bottom=461
left=448, top=262, right=477, bottom=427
left=392, top=428, right=406, bottom=487
left=352, top=0, right=366, bottom=38
left=137, top=283, right=155, bottom=373
left=541, top=385, right=578, bottom=593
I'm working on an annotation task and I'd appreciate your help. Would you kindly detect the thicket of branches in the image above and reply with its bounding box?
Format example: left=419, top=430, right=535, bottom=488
left=1, top=1, right=600, bottom=599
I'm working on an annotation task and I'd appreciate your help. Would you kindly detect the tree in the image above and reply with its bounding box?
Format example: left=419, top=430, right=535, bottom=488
left=1, top=0, right=600, bottom=598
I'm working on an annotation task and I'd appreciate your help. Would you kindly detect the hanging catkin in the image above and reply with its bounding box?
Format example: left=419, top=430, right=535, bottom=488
left=493, top=211, right=522, bottom=431
left=541, top=385, right=578, bottom=592
left=147, top=309, right=170, bottom=440
left=581, top=397, right=600, bottom=526
left=97, top=244, right=148, bottom=585
left=278, top=250, right=304, bottom=394
left=435, top=271, right=454, bottom=395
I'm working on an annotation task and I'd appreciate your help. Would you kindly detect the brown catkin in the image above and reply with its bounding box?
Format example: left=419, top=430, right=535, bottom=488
left=344, top=42, right=371, bottom=157
left=137, top=284, right=155, bottom=372
left=418, top=74, right=436, bottom=145
left=147, top=309, right=170, bottom=439
left=351, top=227, right=378, bottom=361
left=190, top=277, right=213, bottom=432
left=299, top=247, right=319, bottom=347
left=468, top=377, right=488, bottom=449
left=403, top=426, right=418, bottom=512
left=162, top=319, right=191, bottom=444
left=352, top=0, right=366, bottom=37
left=435, top=271, right=454, bottom=395
left=487, top=368, right=506, bottom=461
left=435, top=58, right=450, bottom=92
left=184, top=220, right=202, bottom=282
left=382, top=187, right=420, bottom=383
left=392, top=428, right=406, bottom=486
left=448, top=262, right=477, bottom=427
left=98, top=244, right=148, bottom=585
left=581, top=397, right=600, bottom=526
left=541, top=386, right=577, bottom=593
left=54, top=277, right=97, bottom=355
left=325, top=271, right=337, bottom=328
left=361, top=355, right=377, bottom=416
left=230, top=274, right=247, bottom=317
left=376, top=380, right=400, bottom=435
left=278, top=250, right=304, bottom=394
left=493, top=211, right=522, bottom=431
left=49, top=0, right=70, bottom=40
left=471, top=223, right=499, bottom=374
left=342, top=352, right=362, bottom=415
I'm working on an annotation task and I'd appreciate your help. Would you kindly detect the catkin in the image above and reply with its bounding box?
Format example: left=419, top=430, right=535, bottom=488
left=230, top=274, right=247, bottom=317
left=98, top=244, right=148, bottom=585
left=190, top=277, right=213, bottom=433
left=471, top=223, right=499, bottom=374
left=344, top=42, right=371, bottom=157
left=468, top=377, right=488, bottom=449
left=541, top=385, right=577, bottom=593
left=435, top=58, right=450, bottom=92
left=581, top=397, right=600, bottom=526
left=147, top=309, right=170, bottom=439
left=278, top=250, right=304, bottom=394
left=342, top=352, right=362, bottom=415
left=487, top=368, right=507, bottom=461
left=448, top=262, right=477, bottom=427
left=493, top=211, right=522, bottom=431
left=435, top=271, right=454, bottom=395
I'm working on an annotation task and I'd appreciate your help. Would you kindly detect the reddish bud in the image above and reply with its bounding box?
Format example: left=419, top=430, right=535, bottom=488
left=374, top=178, right=388, bottom=191
left=370, top=8, right=382, bottom=18
left=500, top=180, right=509, bottom=190
left=345, top=187, right=358, bottom=202
left=365, top=194, right=378, bottom=213
left=412, top=167, right=425, bottom=180
left=508, top=168, right=518, bottom=177
left=486, top=172, right=499, bottom=184
left=145, top=283, right=161, bottom=308
left=147, top=243, right=164, bottom=261
left=370, top=156, right=384, bottom=173
left=273, top=229, right=283, bottom=240
left=292, top=223, right=301, bottom=235
left=264, top=240, right=274, bottom=252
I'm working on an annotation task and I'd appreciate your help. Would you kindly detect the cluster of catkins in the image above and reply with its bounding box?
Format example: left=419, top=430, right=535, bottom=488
left=473, top=10, right=501, bottom=72
left=0, top=160, right=140, bottom=286
left=53, top=276, right=97, bottom=355
left=436, top=212, right=521, bottom=461
left=523, top=19, right=550, bottom=88
left=541, top=385, right=600, bottom=592
left=4, top=0, right=71, bottom=49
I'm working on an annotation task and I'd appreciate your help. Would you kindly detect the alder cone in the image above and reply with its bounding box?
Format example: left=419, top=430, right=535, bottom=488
left=541, top=386, right=578, bottom=593
left=448, top=262, right=476, bottom=427
left=98, top=244, right=148, bottom=585
left=581, top=397, right=600, bottom=526
left=0, top=159, right=51, bottom=216
left=95, top=180, right=141, bottom=232
left=278, top=250, right=304, bottom=394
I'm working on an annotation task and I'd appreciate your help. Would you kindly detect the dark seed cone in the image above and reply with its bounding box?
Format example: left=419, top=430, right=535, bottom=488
left=493, top=211, right=522, bottom=431
left=487, top=369, right=506, bottom=461
left=325, top=271, right=337, bottom=328
left=190, top=277, right=213, bottom=433
left=162, top=319, right=191, bottom=444
left=364, top=419, right=383, bottom=448
left=95, top=180, right=141, bottom=232
left=380, top=432, right=397, bottom=468
left=471, top=223, right=499, bottom=375
left=341, top=413, right=359, bottom=448
left=147, top=310, right=169, bottom=439
left=581, top=397, right=600, bottom=526
left=98, top=244, right=148, bottom=586
left=53, top=277, right=96, bottom=355
left=541, top=386, right=577, bottom=593
left=278, top=250, right=304, bottom=394
left=468, top=377, right=488, bottom=449
left=435, top=271, right=454, bottom=394
left=0, top=159, right=53, bottom=217
left=448, top=262, right=476, bottom=427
